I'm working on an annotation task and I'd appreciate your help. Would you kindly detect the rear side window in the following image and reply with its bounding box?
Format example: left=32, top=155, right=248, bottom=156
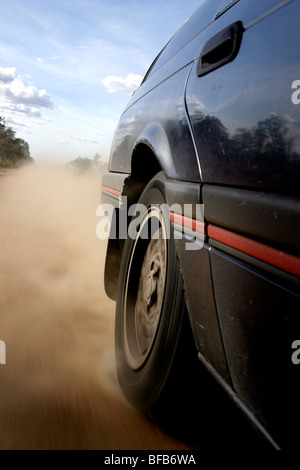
left=145, top=0, right=222, bottom=80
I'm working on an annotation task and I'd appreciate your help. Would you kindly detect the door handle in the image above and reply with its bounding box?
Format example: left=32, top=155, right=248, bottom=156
left=197, top=21, right=244, bottom=77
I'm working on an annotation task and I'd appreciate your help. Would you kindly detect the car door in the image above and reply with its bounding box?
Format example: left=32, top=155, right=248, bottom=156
left=185, top=0, right=300, bottom=448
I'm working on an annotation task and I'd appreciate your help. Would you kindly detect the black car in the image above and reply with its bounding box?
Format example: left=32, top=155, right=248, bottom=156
left=101, top=0, right=300, bottom=449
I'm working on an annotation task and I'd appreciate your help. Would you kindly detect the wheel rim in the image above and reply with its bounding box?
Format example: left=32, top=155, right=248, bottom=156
left=123, top=205, right=167, bottom=370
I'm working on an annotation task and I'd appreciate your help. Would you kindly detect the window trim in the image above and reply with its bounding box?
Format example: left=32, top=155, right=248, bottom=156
left=215, top=0, right=240, bottom=19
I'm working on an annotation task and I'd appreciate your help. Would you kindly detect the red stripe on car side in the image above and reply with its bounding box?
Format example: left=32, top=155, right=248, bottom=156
left=207, top=224, right=300, bottom=277
left=101, top=185, right=121, bottom=196
left=170, top=212, right=205, bottom=234
left=170, top=212, right=300, bottom=276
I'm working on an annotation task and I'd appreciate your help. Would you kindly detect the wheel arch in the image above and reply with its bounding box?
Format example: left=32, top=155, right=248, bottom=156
left=131, top=123, right=176, bottom=182
left=105, top=128, right=168, bottom=301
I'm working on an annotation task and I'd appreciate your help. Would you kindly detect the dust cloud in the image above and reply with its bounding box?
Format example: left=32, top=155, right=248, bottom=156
left=0, top=164, right=195, bottom=450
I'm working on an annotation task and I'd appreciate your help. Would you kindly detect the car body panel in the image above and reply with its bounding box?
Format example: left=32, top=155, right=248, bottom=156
left=185, top=0, right=300, bottom=193
left=202, top=185, right=300, bottom=256
left=210, top=249, right=300, bottom=448
left=109, top=66, right=200, bottom=181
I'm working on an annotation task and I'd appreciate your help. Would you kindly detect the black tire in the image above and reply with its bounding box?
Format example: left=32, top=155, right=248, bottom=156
left=115, top=172, right=200, bottom=431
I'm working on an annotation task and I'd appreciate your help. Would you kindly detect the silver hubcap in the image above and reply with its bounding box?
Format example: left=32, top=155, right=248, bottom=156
left=123, top=206, right=167, bottom=370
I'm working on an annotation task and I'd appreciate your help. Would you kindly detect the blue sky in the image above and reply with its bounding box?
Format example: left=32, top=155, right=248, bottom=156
left=0, top=0, right=200, bottom=164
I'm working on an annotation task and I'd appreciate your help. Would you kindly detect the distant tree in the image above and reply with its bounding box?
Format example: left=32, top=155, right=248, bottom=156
left=0, top=116, right=34, bottom=167
left=66, top=156, right=93, bottom=173
left=66, top=153, right=108, bottom=174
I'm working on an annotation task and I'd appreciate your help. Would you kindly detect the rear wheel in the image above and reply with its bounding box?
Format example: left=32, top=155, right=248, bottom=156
left=115, top=173, right=200, bottom=426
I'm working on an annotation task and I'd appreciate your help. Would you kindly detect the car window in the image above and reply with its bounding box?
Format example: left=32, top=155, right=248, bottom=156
left=144, top=0, right=223, bottom=81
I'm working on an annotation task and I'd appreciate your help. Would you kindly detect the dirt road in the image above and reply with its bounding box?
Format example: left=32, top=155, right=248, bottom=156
left=0, top=165, right=200, bottom=450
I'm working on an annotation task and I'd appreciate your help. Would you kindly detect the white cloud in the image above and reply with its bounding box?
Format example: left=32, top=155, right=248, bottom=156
left=0, top=66, right=55, bottom=125
left=5, top=102, right=42, bottom=117
left=6, top=77, right=54, bottom=108
left=0, top=66, right=16, bottom=83
left=102, top=73, right=142, bottom=95
left=6, top=117, right=32, bottom=128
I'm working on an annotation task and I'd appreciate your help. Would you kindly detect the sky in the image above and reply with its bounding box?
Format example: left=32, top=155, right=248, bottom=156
left=0, top=0, right=201, bottom=164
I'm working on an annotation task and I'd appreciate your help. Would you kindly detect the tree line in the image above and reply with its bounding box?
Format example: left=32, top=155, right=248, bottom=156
left=0, top=116, right=34, bottom=168
left=66, top=153, right=108, bottom=174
